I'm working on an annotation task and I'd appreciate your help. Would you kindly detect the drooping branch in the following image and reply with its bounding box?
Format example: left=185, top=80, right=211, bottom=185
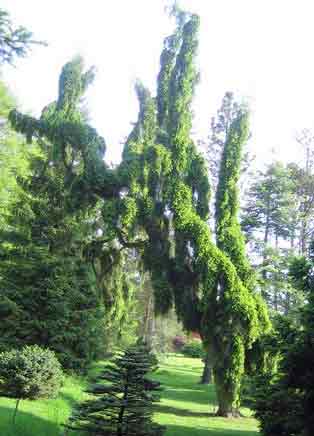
left=8, top=10, right=271, bottom=418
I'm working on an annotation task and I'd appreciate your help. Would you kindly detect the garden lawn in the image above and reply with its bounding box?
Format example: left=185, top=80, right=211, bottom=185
left=0, top=355, right=259, bottom=436
left=154, top=355, right=259, bottom=436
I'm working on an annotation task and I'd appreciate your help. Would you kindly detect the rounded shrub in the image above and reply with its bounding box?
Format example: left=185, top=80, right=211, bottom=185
left=0, top=345, right=63, bottom=422
left=181, top=340, right=205, bottom=358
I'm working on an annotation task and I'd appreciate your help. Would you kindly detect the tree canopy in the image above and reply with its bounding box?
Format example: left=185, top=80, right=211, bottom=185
left=7, top=10, right=271, bottom=416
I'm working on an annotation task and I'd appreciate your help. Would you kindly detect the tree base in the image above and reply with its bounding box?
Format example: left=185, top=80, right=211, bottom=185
left=215, top=408, right=243, bottom=418
left=199, top=375, right=212, bottom=385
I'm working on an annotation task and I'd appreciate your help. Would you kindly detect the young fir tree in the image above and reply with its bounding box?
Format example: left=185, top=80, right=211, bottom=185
left=65, top=343, right=165, bottom=436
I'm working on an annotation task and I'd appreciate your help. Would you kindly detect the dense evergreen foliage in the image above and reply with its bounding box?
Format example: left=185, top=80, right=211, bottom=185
left=66, top=343, right=164, bottom=436
left=7, top=10, right=271, bottom=415
left=0, top=345, right=63, bottom=422
left=0, top=153, right=107, bottom=371
left=0, top=80, right=37, bottom=229
left=0, top=111, right=136, bottom=370
left=252, top=251, right=314, bottom=436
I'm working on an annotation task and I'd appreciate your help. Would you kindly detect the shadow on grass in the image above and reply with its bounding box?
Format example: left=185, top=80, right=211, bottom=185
left=59, top=391, right=77, bottom=408
left=165, top=424, right=259, bottom=436
left=0, top=406, right=59, bottom=436
left=160, top=385, right=216, bottom=405
left=155, top=403, right=215, bottom=418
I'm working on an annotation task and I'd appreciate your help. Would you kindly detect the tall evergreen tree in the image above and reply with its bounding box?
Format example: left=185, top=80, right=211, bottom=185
left=0, top=155, right=106, bottom=370
left=9, top=12, right=270, bottom=415
left=241, top=162, right=306, bottom=314
left=242, top=162, right=295, bottom=245
left=212, top=108, right=270, bottom=414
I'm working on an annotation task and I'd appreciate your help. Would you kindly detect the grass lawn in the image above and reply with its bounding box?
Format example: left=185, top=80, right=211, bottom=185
left=154, top=355, right=259, bottom=436
left=0, top=355, right=259, bottom=436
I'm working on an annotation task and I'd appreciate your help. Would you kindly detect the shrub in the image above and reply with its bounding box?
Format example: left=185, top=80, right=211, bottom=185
left=181, top=339, right=205, bottom=358
left=0, top=345, right=63, bottom=422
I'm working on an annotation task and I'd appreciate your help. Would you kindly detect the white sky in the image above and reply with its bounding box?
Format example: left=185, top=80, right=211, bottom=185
left=2, top=0, right=314, bottom=166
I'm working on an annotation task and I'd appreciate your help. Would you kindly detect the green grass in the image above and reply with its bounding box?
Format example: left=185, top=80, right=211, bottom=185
left=154, top=355, right=259, bottom=436
left=0, top=355, right=260, bottom=436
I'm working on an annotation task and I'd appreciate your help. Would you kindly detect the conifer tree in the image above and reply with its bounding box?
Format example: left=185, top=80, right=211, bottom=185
left=0, top=157, right=106, bottom=370
left=0, top=131, right=135, bottom=370
left=65, top=343, right=164, bottom=436
left=9, top=12, right=270, bottom=415
left=252, top=249, right=314, bottom=436
left=0, top=7, right=44, bottom=65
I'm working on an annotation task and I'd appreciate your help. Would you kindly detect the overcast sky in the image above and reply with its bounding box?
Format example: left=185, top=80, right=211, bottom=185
left=2, top=0, right=314, bottom=166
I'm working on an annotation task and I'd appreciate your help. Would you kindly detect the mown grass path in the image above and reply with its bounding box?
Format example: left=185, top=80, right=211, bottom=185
left=0, top=355, right=259, bottom=435
left=154, top=355, right=259, bottom=436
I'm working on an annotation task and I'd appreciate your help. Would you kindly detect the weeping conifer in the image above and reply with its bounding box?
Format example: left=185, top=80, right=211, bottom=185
left=9, top=10, right=270, bottom=416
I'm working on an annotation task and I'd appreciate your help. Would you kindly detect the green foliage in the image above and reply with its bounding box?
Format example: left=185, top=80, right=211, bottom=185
left=0, top=80, right=39, bottom=228
left=181, top=340, right=205, bottom=359
left=251, top=253, right=314, bottom=436
left=0, top=154, right=108, bottom=371
left=241, top=162, right=305, bottom=316
left=207, top=92, right=242, bottom=191
left=0, top=345, right=63, bottom=401
left=66, top=343, right=165, bottom=436
left=0, top=8, right=44, bottom=65
left=2, top=57, right=136, bottom=369
left=7, top=9, right=270, bottom=417
left=242, top=162, right=296, bottom=242
left=0, top=355, right=260, bottom=436
left=215, top=108, right=254, bottom=288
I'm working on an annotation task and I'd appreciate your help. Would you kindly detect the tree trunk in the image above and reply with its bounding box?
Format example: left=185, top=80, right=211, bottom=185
left=300, top=218, right=308, bottom=255
left=284, top=291, right=291, bottom=316
left=274, top=287, right=278, bottom=312
left=214, top=368, right=241, bottom=418
left=117, top=372, right=129, bottom=436
left=141, top=273, right=155, bottom=348
left=261, top=201, right=271, bottom=299
left=13, top=399, right=21, bottom=424
left=200, top=350, right=212, bottom=384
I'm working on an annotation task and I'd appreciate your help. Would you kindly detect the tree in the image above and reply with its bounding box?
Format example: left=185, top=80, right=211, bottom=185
left=212, top=105, right=270, bottom=415
left=241, top=162, right=301, bottom=313
left=0, top=171, right=105, bottom=370
left=0, top=80, right=38, bottom=229
left=0, top=8, right=44, bottom=65
left=9, top=12, right=269, bottom=416
left=0, top=145, right=136, bottom=371
left=66, top=343, right=165, bottom=436
left=294, top=129, right=314, bottom=254
left=252, top=249, right=314, bottom=436
left=242, top=162, right=295, bottom=246
left=207, top=92, right=240, bottom=189
left=0, top=345, right=63, bottom=423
